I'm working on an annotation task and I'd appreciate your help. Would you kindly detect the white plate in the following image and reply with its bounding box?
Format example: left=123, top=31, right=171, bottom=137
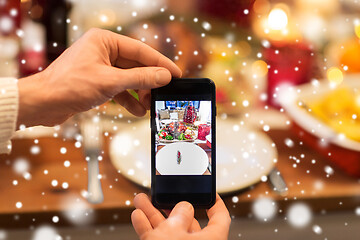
left=109, top=118, right=277, bottom=194
left=156, top=142, right=209, bottom=175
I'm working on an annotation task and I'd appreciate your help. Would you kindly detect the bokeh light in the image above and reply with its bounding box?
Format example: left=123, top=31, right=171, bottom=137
left=252, top=60, right=268, bottom=77
left=0, top=230, right=7, bottom=240
left=62, top=195, right=94, bottom=226
left=287, top=203, right=312, bottom=228
left=355, top=23, right=360, bottom=39
left=327, top=67, right=343, bottom=85
left=267, top=8, right=288, bottom=30
left=252, top=197, right=277, bottom=221
left=13, top=158, right=30, bottom=175
left=32, top=225, right=61, bottom=240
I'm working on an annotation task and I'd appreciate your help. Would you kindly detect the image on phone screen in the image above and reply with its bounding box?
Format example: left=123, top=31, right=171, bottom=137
left=154, top=100, right=212, bottom=176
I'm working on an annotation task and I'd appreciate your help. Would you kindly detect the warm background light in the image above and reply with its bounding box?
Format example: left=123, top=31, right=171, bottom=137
left=355, top=24, right=360, bottom=39
left=252, top=60, right=268, bottom=77
left=267, top=8, right=288, bottom=30
left=327, top=67, right=343, bottom=85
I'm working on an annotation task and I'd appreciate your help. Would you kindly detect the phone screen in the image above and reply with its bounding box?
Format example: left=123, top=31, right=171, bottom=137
left=151, top=79, right=216, bottom=208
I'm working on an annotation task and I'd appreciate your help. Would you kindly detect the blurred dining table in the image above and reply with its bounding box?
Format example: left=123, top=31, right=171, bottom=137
left=1, top=115, right=360, bottom=229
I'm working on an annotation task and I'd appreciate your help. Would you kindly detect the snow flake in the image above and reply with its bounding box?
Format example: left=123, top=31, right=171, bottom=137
left=30, top=145, right=41, bottom=155
left=32, top=225, right=61, bottom=240
left=232, top=196, right=239, bottom=203
left=263, top=125, right=270, bottom=132
left=9, top=9, right=18, bottom=17
left=261, top=40, right=270, bottom=48
left=62, top=182, right=69, bottom=189
left=51, top=180, right=58, bottom=187
left=0, top=16, right=14, bottom=33
left=242, top=100, right=249, bottom=107
left=23, top=172, right=32, bottom=180
left=13, top=158, right=30, bottom=175
left=252, top=198, right=277, bottom=221
left=0, top=230, right=7, bottom=240
left=284, top=138, right=294, bottom=148
left=16, top=201, right=22, bottom=209
left=261, top=175, right=268, bottom=182
left=312, top=225, right=322, bottom=234
left=355, top=207, right=360, bottom=216
left=60, top=147, right=67, bottom=154
left=75, top=141, right=81, bottom=148
left=202, top=21, right=212, bottom=31
left=324, top=165, right=334, bottom=175
left=62, top=195, right=93, bottom=225
left=52, top=216, right=59, bottom=223
left=287, top=203, right=312, bottom=228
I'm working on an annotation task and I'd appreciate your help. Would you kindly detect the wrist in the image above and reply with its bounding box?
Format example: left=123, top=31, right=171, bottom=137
left=17, top=72, right=48, bottom=129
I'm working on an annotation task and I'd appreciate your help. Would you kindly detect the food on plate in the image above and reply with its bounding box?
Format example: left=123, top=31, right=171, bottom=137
left=306, top=87, right=360, bottom=141
left=339, top=38, right=360, bottom=73
left=158, top=122, right=196, bottom=142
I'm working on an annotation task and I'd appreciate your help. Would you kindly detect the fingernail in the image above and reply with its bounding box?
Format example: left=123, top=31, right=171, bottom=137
left=155, top=69, right=171, bottom=85
left=168, top=201, right=193, bottom=224
left=177, top=201, right=193, bottom=212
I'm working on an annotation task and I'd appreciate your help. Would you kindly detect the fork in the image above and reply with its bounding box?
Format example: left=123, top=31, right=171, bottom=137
left=81, top=117, right=104, bottom=204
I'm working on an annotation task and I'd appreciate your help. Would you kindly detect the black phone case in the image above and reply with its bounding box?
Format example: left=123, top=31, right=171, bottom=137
left=150, top=78, right=216, bottom=209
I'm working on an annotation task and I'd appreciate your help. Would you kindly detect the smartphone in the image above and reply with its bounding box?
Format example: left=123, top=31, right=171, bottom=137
left=151, top=78, right=216, bottom=209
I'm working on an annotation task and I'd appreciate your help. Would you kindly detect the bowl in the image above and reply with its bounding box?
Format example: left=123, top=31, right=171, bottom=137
left=279, top=74, right=360, bottom=177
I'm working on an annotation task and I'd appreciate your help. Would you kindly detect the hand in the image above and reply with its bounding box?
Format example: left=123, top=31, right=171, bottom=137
left=17, top=28, right=182, bottom=128
left=131, top=193, right=231, bottom=240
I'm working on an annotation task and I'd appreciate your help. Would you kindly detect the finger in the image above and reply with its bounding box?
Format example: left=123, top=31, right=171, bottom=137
left=163, top=201, right=194, bottom=231
left=189, top=218, right=201, bottom=233
left=134, top=193, right=166, bottom=228
left=110, top=66, right=172, bottom=90
left=207, top=194, right=230, bottom=221
left=202, top=194, right=231, bottom=234
left=115, top=58, right=144, bottom=69
left=113, top=91, right=146, bottom=117
left=131, top=209, right=153, bottom=237
left=161, top=210, right=201, bottom=233
left=207, top=194, right=231, bottom=227
left=137, top=90, right=151, bottom=110
left=105, top=31, right=182, bottom=77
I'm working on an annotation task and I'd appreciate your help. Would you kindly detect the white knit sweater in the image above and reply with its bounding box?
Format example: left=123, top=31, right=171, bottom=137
left=0, top=78, right=18, bottom=154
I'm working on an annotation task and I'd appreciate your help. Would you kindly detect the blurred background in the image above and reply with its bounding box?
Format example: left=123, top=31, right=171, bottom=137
left=0, top=0, right=360, bottom=239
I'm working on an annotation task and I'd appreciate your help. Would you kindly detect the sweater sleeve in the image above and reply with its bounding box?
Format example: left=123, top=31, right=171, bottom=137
left=0, top=78, right=18, bottom=154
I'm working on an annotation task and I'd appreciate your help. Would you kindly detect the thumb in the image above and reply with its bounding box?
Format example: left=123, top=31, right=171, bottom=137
left=162, top=201, right=194, bottom=231
left=112, top=66, right=172, bottom=90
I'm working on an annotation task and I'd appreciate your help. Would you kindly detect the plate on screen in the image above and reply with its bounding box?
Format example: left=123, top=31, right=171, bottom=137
left=109, top=118, right=277, bottom=194
left=156, top=142, right=209, bottom=175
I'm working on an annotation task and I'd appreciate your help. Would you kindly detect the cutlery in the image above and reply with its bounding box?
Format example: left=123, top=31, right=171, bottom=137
left=81, top=118, right=104, bottom=204
left=268, top=167, right=288, bottom=196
